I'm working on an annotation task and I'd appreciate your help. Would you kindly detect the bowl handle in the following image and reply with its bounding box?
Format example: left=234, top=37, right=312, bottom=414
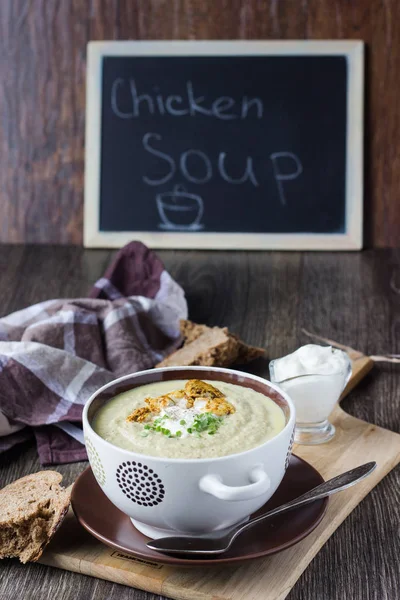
left=198, top=466, right=271, bottom=502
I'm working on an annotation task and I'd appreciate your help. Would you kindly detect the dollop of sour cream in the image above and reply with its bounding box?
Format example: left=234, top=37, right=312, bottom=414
left=270, top=344, right=351, bottom=424
left=158, top=397, right=211, bottom=438
left=272, top=344, right=349, bottom=382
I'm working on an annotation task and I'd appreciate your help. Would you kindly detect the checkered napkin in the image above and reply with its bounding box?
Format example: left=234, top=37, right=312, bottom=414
left=0, top=242, right=187, bottom=465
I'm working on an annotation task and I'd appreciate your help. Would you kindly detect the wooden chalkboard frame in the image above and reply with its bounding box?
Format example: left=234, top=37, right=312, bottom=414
left=84, top=40, right=364, bottom=250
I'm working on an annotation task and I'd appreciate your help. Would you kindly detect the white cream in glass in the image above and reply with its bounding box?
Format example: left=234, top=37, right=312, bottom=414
left=269, top=345, right=352, bottom=445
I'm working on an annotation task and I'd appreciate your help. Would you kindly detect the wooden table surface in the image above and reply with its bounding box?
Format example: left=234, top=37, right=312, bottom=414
left=0, top=246, right=399, bottom=600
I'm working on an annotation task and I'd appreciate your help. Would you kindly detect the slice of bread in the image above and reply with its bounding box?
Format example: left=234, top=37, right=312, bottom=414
left=157, top=320, right=265, bottom=368
left=180, top=320, right=210, bottom=344
left=0, top=471, right=70, bottom=563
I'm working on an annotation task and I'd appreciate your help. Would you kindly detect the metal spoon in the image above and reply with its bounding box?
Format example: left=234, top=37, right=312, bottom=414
left=147, top=461, right=376, bottom=556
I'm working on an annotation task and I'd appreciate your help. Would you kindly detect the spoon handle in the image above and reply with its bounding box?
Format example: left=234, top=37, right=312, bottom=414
left=229, top=462, right=376, bottom=545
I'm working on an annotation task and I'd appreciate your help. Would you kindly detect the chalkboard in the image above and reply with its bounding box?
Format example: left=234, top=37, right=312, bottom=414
left=85, top=41, right=363, bottom=249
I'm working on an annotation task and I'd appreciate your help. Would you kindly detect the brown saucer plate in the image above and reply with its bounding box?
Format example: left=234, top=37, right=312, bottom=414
left=71, top=455, right=328, bottom=566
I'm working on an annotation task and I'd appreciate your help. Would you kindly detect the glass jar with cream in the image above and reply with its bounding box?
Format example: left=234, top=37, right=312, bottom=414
left=269, top=344, right=352, bottom=445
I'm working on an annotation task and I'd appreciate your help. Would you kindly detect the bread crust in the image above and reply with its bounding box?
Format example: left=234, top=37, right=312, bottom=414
left=157, top=320, right=264, bottom=368
left=0, top=471, right=70, bottom=563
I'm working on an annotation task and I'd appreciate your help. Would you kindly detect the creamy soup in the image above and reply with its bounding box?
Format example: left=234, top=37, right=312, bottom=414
left=92, top=379, right=286, bottom=459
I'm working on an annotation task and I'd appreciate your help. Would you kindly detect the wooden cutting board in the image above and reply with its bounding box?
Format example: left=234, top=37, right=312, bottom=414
left=39, top=352, right=400, bottom=600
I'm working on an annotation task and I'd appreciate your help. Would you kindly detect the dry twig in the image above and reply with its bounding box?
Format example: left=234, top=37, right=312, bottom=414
left=301, top=329, right=400, bottom=364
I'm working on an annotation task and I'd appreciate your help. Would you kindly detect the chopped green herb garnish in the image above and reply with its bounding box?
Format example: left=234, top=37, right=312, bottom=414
left=194, top=412, right=223, bottom=434
left=185, top=412, right=223, bottom=437
left=142, top=410, right=224, bottom=439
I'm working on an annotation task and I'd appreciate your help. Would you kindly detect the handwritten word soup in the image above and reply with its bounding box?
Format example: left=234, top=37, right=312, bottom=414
left=111, top=79, right=303, bottom=206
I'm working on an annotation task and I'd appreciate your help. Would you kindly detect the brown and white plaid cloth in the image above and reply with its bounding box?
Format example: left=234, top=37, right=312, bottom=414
left=0, top=242, right=187, bottom=465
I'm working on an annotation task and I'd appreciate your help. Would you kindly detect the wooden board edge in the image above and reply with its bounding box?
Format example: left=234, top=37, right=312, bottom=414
left=84, top=231, right=364, bottom=250
left=38, top=553, right=166, bottom=596
left=84, top=42, right=102, bottom=248
left=341, top=354, right=374, bottom=400
left=345, top=40, right=364, bottom=250
left=87, top=40, right=364, bottom=56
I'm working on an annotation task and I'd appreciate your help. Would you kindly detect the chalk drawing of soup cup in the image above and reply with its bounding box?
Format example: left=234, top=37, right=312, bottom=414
left=156, top=184, right=204, bottom=231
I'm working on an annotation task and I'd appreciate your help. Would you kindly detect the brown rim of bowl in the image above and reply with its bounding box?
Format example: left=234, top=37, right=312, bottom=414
left=84, top=366, right=295, bottom=463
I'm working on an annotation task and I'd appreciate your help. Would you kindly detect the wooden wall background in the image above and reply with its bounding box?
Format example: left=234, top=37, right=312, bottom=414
left=0, top=0, right=399, bottom=247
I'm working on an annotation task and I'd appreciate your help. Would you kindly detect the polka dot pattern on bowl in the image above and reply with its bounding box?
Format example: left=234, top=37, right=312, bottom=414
left=86, top=437, right=106, bottom=486
left=116, top=461, right=165, bottom=507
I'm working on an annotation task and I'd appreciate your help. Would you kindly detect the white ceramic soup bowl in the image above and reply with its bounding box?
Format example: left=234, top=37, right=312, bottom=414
left=83, top=366, right=296, bottom=539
